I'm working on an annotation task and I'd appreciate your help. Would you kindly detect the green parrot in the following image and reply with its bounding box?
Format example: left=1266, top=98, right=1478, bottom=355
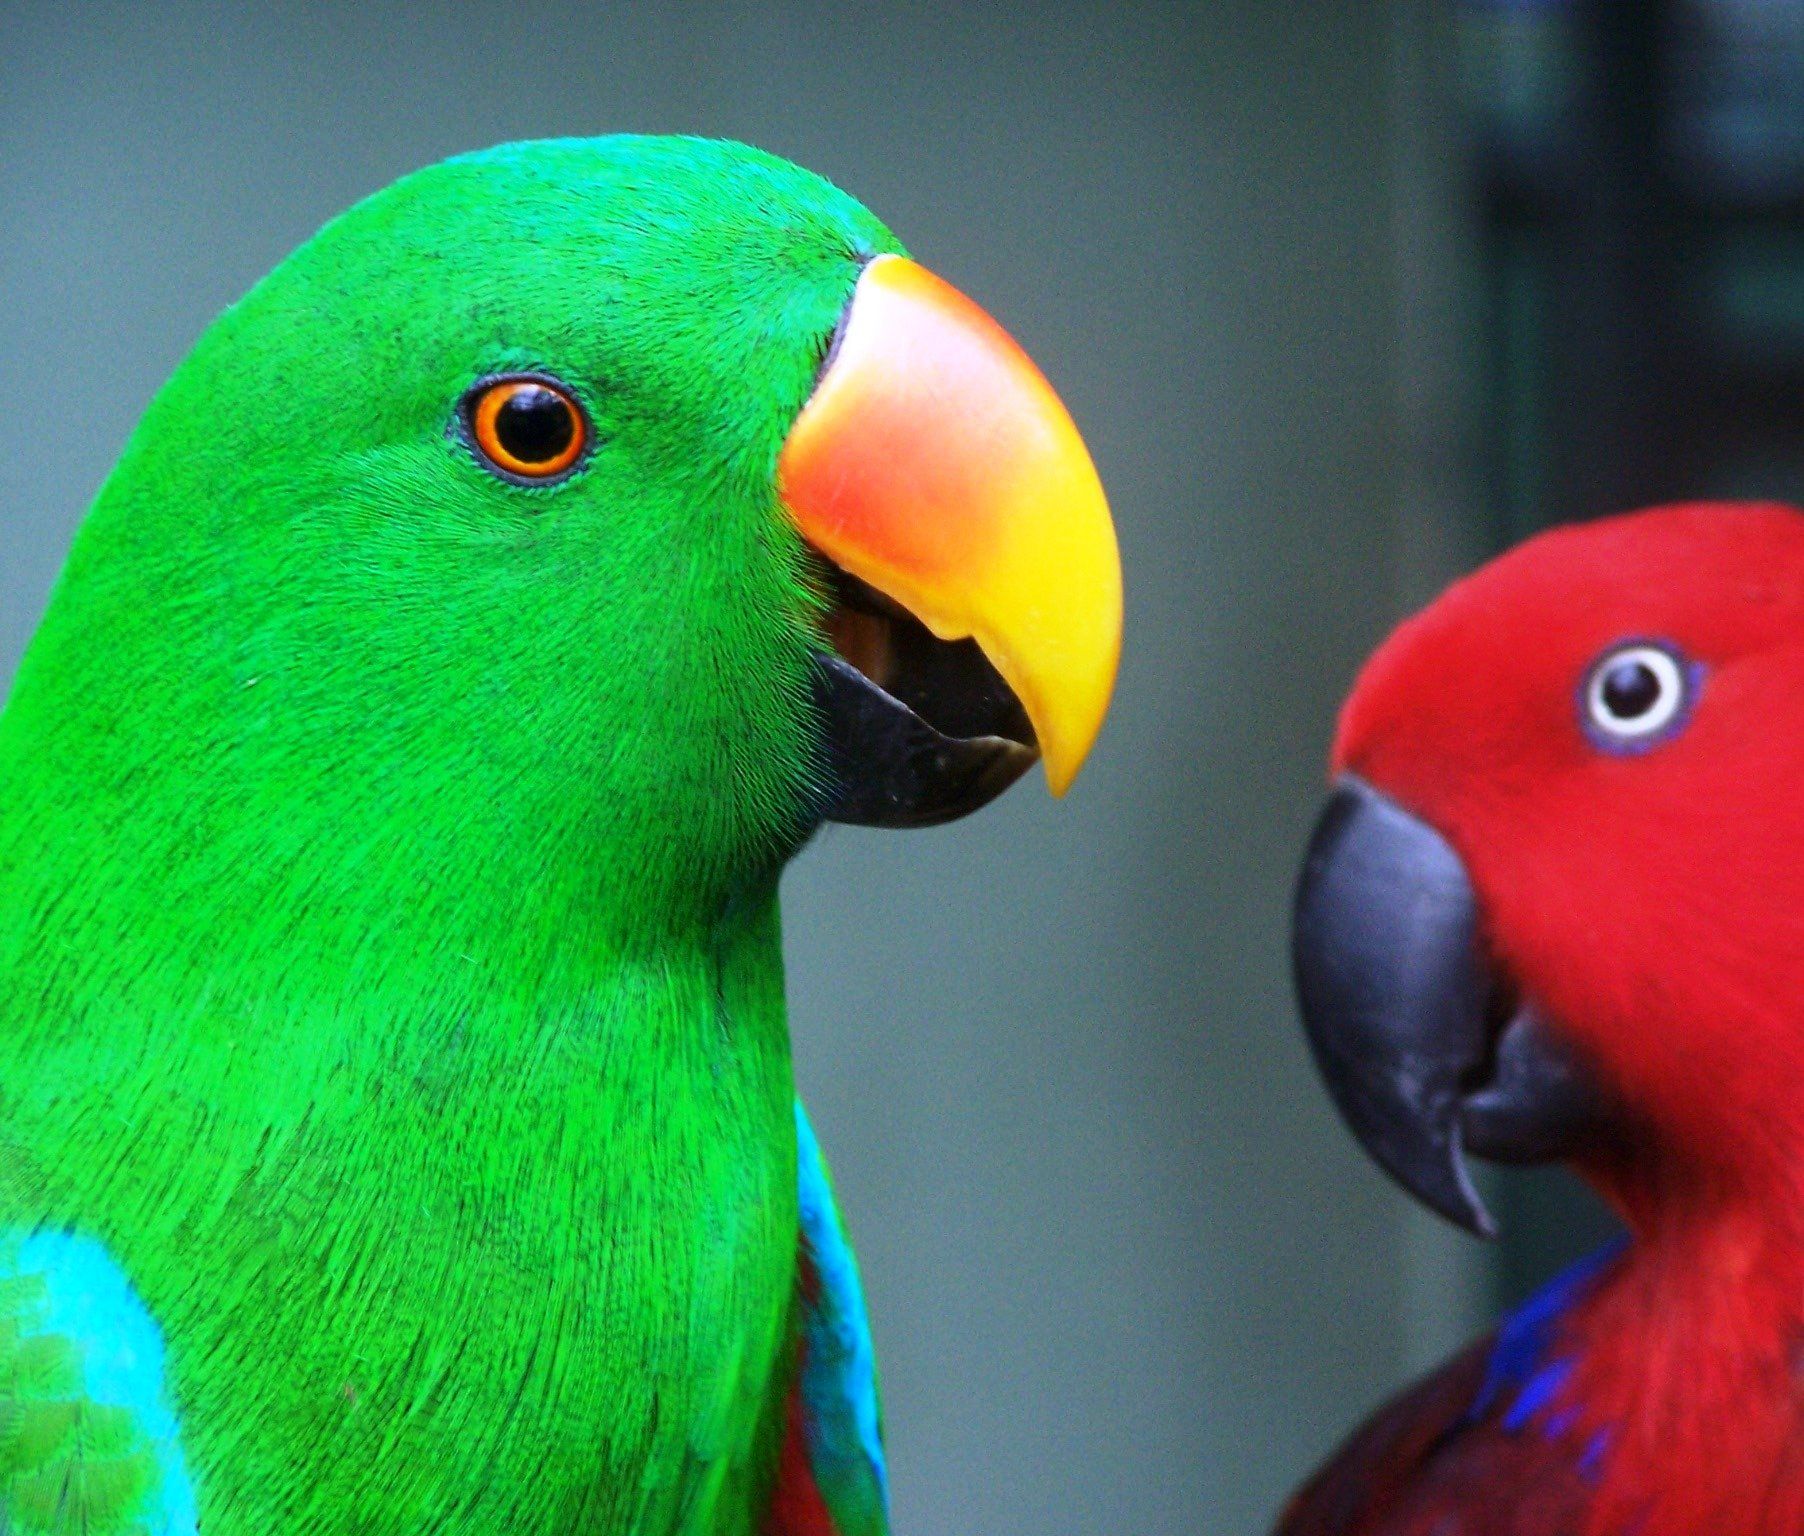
left=0, top=136, right=1121, bottom=1534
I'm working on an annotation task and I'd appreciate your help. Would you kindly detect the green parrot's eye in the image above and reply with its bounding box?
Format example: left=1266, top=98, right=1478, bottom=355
left=461, top=374, right=589, bottom=484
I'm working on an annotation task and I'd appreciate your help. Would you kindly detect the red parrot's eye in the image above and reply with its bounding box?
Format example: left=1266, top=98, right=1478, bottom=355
left=461, top=375, right=589, bottom=484
left=1582, top=641, right=1695, bottom=753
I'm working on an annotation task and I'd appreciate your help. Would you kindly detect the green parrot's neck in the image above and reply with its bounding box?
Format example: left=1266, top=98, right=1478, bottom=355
left=0, top=687, right=803, bottom=1531
left=0, top=626, right=801, bottom=1139
left=0, top=554, right=810, bottom=1529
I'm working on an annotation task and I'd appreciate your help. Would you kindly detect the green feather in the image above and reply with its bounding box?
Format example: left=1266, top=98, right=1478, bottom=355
left=0, top=136, right=903, bottom=1532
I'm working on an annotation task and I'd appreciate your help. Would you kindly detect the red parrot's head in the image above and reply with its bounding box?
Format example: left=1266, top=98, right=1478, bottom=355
left=1294, top=503, right=1804, bottom=1234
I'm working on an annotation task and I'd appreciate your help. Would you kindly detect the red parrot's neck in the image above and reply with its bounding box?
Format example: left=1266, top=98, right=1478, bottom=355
left=1565, top=1187, right=1804, bottom=1535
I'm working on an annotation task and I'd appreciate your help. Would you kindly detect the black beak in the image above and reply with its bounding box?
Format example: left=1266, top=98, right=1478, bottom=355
left=1291, top=777, right=1608, bottom=1236
left=806, top=565, right=1039, bottom=829
left=809, top=652, right=1036, bottom=828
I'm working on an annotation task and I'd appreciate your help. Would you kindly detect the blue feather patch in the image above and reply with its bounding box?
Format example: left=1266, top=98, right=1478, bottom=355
left=1469, top=1237, right=1624, bottom=1472
left=14, top=1230, right=198, bottom=1534
left=794, top=1103, right=890, bottom=1533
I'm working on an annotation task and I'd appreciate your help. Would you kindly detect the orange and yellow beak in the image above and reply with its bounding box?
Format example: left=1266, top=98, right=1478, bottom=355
left=778, top=254, right=1122, bottom=796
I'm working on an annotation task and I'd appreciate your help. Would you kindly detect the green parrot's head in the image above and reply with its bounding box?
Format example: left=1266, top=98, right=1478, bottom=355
left=8, top=137, right=1120, bottom=947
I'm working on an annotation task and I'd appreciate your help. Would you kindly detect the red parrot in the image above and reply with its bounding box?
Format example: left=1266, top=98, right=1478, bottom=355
left=1282, top=503, right=1804, bottom=1536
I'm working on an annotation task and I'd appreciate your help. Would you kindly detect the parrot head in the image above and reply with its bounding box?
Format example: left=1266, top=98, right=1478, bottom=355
left=1291, top=503, right=1804, bottom=1235
left=8, top=137, right=1120, bottom=942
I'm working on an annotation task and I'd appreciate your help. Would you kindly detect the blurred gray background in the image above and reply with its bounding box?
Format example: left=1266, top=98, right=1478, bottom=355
left=14, top=1, right=1802, bottom=1531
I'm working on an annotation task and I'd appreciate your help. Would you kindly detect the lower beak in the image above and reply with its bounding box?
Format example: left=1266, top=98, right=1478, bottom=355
left=807, top=650, right=1036, bottom=830
left=1290, top=777, right=1609, bottom=1236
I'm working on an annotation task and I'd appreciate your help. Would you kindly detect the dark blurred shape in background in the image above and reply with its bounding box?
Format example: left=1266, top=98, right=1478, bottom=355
left=1468, top=0, right=1804, bottom=542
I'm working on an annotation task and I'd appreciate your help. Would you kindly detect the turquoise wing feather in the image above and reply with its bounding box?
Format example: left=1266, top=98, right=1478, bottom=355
left=765, top=1103, right=890, bottom=1536
left=0, top=1232, right=196, bottom=1535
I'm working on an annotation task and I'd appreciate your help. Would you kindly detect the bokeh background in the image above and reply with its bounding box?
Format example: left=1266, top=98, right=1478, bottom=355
left=5, top=1, right=1799, bottom=1530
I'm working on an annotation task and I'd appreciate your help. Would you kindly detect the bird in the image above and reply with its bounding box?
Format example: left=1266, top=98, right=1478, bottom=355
left=1283, top=502, right=1804, bottom=1535
left=0, top=134, right=1122, bottom=1534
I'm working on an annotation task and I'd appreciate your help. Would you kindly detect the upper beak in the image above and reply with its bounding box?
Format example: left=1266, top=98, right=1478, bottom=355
left=1291, top=777, right=1609, bottom=1236
left=780, top=254, right=1122, bottom=816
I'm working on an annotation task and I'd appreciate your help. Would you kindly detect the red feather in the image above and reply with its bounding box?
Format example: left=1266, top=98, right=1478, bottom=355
left=1277, top=1341, right=1593, bottom=1535
left=764, top=1369, right=838, bottom=1536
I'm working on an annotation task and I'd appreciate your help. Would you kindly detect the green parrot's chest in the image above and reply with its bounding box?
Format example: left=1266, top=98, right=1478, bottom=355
left=3, top=948, right=800, bottom=1536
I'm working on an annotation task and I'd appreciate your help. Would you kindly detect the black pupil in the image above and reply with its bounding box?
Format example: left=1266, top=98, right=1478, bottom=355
left=494, top=386, right=575, bottom=465
left=1601, top=659, right=1663, bottom=720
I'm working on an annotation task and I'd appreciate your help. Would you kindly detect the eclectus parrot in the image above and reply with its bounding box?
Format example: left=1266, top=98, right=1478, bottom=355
left=1282, top=503, right=1804, bottom=1536
left=0, top=137, right=1121, bottom=1534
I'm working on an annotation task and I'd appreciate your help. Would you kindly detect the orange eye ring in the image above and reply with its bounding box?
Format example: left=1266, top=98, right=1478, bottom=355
left=463, top=374, right=589, bottom=483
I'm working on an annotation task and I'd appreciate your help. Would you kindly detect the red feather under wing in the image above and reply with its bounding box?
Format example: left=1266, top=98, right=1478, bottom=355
left=765, top=1370, right=839, bottom=1536
left=1276, top=1338, right=1595, bottom=1536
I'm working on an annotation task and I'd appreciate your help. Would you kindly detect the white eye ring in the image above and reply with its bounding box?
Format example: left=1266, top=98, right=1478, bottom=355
left=1583, top=643, right=1691, bottom=747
